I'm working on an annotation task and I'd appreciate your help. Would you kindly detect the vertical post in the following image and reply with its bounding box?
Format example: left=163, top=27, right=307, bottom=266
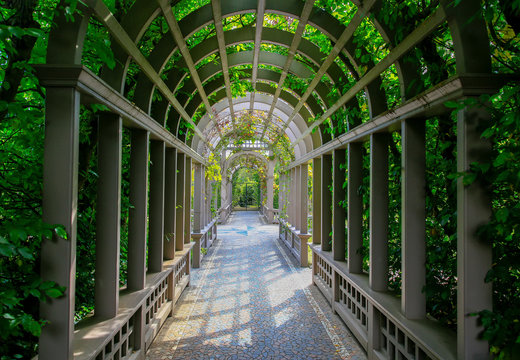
left=184, top=157, right=192, bottom=244
left=149, top=140, right=165, bottom=273
left=402, top=119, right=426, bottom=319
left=201, top=167, right=206, bottom=227
left=206, top=179, right=212, bottom=224
left=279, top=173, right=284, bottom=217
left=266, top=159, right=275, bottom=223
left=95, top=113, right=122, bottom=318
left=280, top=173, right=285, bottom=217
left=228, top=179, right=232, bottom=209
left=220, top=176, right=227, bottom=215
left=39, top=87, right=80, bottom=360
left=457, top=104, right=492, bottom=359
left=313, top=157, right=322, bottom=245
left=300, top=164, right=308, bottom=234
left=370, top=133, right=389, bottom=292
left=164, top=147, right=177, bottom=260
left=295, top=166, right=301, bottom=231
left=175, top=153, right=185, bottom=251
left=193, top=164, right=204, bottom=233
left=333, top=149, right=346, bottom=262
left=348, top=143, right=363, bottom=273
left=321, top=154, right=333, bottom=252
left=127, top=130, right=149, bottom=290
left=289, top=169, right=294, bottom=226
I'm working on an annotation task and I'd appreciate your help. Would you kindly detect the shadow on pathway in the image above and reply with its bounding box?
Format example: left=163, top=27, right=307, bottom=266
left=147, top=212, right=366, bottom=360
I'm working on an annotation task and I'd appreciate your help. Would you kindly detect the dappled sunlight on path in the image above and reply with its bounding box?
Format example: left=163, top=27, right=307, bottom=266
left=147, top=212, right=365, bottom=360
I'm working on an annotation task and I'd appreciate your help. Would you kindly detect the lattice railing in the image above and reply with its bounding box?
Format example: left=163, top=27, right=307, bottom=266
left=192, top=217, right=218, bottom=268
left=73, top=245, right=193, bottom=360
left=279, top=219, right=309, bottom=267
left=145, top=277, right=169, bottom=327
left=93, top=314, right=135, bottom=360
left=310, top=246, right=456, bottom=360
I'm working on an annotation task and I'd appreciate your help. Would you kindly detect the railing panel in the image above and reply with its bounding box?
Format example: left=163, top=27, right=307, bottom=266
left=73, top=245, right=193, bottom=360
left=192, top=217, right=218, bottom=268
left=310, top=245, right=456, bottom=360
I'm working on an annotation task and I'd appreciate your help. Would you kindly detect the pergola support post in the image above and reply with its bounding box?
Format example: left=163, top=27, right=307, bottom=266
left=456, top=103, right=493, bottom=359
left=401, top=119, right=426, bottom=319
left=295, top=166, right=301, bottom=231
left=164, top=147, right=177, bottom=260
left=369, top=133, right=389, bottom=292
left=348, top=143, right=363, bottom=273
left=149, top=140, right=165, bottom=273
left=193, top=164, right=204, bottom=233
left=312, top=157, right=321, bottom=245
left=39, top=87, right=80, bottom=360
left=175, top=153, right=185, bottom=251
left=127, top=130, right=149, bottom=291
left=291, top=167, right=296, bottom=228
left=95, top=113, right=122, bottom=319
left=321, top=154, right=333, bottom=252
left=299, top=164, right=308, bottom=234
left=184, top=157, right=192, bottom=244
left=333, top=149, right=346, bottom=261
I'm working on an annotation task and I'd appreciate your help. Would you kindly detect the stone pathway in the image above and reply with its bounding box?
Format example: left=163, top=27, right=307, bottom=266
left=147, top=211, right=366, bottom=360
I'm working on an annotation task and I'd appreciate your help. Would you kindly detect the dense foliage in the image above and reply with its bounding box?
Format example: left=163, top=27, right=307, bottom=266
left=0, top=0, right=519, bottom=359
left=231, top=167, right=262, bottom=209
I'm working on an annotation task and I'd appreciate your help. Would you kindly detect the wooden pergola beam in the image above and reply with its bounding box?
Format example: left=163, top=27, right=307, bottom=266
left=84, top=0, right=212, bottom=148
left=286, top=74, right=504, bottom=169
left=259, top=0, right=316, bottom=141
left=158, top=0, right=222, bottom=144
left=281, top=0, right=376, bottom=133
left=250, top=0, right=266, bottom=111
left=211, top=0, right=237, bottom=130
left=291, top=6, right=447, bottom=148
left=35, top=64, right=208, bottom=165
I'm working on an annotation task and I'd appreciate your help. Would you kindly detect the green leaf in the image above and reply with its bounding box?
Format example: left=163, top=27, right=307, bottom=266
left=45, top=288, right=64, bottom=299
left=54, top=225, right=68, bottom=239
left=21, top=316, right=42, bottom=337
left=463, top=172, right=477, bottom=186
left=496, top=208, right=509, bottom=223
left=444, top=100, right=462, bottom=109
left=18, top=247, right=34, bottom=260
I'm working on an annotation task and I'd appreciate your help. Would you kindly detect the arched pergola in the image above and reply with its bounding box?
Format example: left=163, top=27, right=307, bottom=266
left=220, top=150, right=276, bottom=222
left=35, top=0, right=509, bottom=359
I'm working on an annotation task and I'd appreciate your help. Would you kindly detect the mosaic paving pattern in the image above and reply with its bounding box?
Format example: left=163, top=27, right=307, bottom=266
left=147, top=211, right=366, bottom=360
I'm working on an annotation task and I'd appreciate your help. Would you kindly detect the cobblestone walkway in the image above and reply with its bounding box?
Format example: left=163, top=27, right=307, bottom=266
left=147, top=212, right=366, bottom=360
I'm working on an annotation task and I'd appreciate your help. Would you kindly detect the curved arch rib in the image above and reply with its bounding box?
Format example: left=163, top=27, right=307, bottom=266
left=84, top=0, right=212, bottom=147
left=292, top=6, right=447, bottom=148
